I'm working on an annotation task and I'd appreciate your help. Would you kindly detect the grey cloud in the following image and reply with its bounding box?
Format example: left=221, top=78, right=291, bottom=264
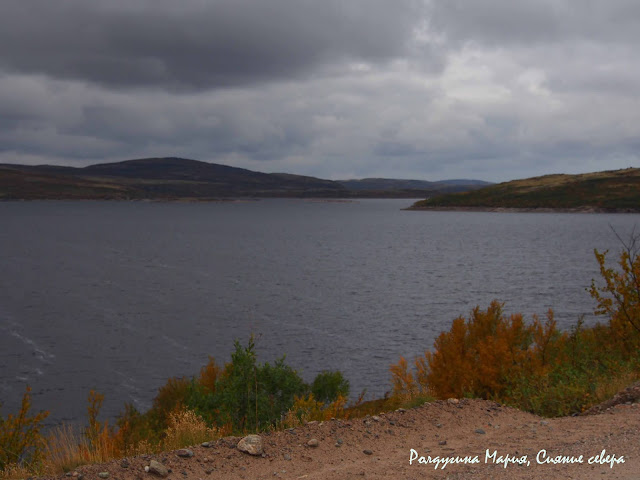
left=428, top=0, right=640, bottom=47
left=0, top=0, right=424, bottom=90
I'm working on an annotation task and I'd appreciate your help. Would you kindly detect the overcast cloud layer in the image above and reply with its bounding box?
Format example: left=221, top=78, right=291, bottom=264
left=1, top=0, right=638, bottom=181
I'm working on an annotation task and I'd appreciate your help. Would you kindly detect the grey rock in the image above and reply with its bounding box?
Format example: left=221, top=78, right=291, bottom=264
left=176, top=448, right=194, bottom=458
left=283, top=453, right=292, bottom=461
left=148, top=460, right=169, bottom=478
left=475, top=428, right=486, bottom=435
left=372, top=416, right=381, bottom=422
left=307, top=438, right=319, bottom=448
left=237, top=434, right=264, bottom=456
left=98, top=473, right=109, bottom=479
left=363, top=449, right=373, bottom=455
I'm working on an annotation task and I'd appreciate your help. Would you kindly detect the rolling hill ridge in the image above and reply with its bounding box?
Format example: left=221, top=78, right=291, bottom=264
left=0, top=157, right=487, bottom=200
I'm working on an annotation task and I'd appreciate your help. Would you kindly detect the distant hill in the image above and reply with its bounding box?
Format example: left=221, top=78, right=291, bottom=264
left=0, top=157, right=488, bottom=200
left=409, top=168, right=640, bottom=212
left=337, top=178, right=490, bottom=192
left=0, top=158, right=346, bottom=200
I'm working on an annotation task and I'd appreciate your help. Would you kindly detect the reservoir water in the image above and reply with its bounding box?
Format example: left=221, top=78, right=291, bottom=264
left=1, top=199, right=638, bottom=425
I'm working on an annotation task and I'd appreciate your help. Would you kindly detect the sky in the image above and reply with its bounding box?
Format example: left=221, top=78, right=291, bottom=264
left=1, top=0, right=639, bottom=182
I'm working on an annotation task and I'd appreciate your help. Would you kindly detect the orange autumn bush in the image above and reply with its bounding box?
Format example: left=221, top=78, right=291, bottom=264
left=391, top=301, right=566, bottom=402
left=0, top=386, right=49, bottom=472
left=590, top=241, right=640, bottom=356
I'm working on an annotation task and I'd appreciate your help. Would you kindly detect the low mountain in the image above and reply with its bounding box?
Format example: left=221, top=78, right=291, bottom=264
left=0, top=158, right=346, bottom=199
left=409, top=168, right=640, bottom=211
left=0, top=157, right=491, bottom=200
left=338, top=178, right=490, bottom=191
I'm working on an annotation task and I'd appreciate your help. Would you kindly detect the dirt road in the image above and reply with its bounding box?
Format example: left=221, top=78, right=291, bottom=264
left=56, top=397, right=640, bottom=480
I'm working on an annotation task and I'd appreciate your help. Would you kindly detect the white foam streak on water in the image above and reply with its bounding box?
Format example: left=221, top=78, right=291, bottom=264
left=8, top=328, right=56, bottom=362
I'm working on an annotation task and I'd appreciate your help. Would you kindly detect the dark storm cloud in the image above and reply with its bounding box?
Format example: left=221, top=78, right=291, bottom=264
left=0, top=0, right=424, bottom=90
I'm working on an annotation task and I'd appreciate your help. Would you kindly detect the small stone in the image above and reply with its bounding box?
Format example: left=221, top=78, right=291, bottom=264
left=148, top=460, right=169, bottom=478
left=439, top=440, right=447, bottom=446
left=201, top=441, right=212, bottom=448
left=98, top=473, right=109, bottom=479
left=283, top=453, right=292, bottom=461
left=396, top=408, right=406, bottom=413
left=237, top=434, right=264, bottom=456
left=72, top=472, right=79, bottom=478
left=436, top=423, right=443, bottom=428
left=447, top=398, right=459, bottom=405
left=540, top=421, right=549, bottom=426
left=176, top=448, right=194, bottom=458
left=307, top=439, right=319, bottom=448
left=475, top=428, right=486, bottom=435
left=306, top=420, right=318, bottom=425
left=120, top=459, right=130, bottom=469
left=144, top=466, right=150, bottom=473
left=77, top=475, right=84, bottom=480
left=363, top=449, right=373, bottom=455
left=219, top=435, right=241, bottom=448
left=372, top=416, right=381, bottom=422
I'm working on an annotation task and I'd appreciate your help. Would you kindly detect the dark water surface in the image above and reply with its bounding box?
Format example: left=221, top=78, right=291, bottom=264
left=1, top=199, right=639, bottom=425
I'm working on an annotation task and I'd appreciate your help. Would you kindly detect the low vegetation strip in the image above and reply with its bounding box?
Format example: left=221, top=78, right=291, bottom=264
left=409, top=167, right=640, bottom=211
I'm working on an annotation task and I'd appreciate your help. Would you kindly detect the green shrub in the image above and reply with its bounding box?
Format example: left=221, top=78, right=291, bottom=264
left=214, top=337, right=308, bottom=431
left=311, top=371, right=350, bottom=403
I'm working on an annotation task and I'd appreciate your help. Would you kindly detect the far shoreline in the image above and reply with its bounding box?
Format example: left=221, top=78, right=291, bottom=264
left=404, top=205, right=640, bottom=214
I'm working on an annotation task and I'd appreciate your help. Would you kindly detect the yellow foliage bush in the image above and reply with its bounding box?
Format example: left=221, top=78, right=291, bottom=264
left=162, top=409, right=221, bottom=451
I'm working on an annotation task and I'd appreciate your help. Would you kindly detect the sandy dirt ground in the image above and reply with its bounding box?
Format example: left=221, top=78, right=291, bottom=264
left=45, top=396, right=640, bottom=480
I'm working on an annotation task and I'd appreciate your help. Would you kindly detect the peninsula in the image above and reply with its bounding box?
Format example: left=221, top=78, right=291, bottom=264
left=408, top=167, right=640, bottom=212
